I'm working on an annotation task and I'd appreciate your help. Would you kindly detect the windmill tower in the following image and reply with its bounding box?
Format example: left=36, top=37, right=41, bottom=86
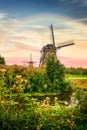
left=39, top=24, right=74, bottom=67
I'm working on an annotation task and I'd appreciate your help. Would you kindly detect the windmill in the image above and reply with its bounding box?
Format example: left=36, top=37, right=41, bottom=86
left=39, top=24, right=74, bottom=66
left=23, top=53, right=38, bottom=67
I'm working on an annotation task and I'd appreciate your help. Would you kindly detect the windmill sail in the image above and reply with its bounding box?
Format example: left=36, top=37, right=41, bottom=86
left=57, top=40, right=74, bottom=49
left=30, top=53, right=32, bottom=61
left=50, top=24, right=55, bottom=46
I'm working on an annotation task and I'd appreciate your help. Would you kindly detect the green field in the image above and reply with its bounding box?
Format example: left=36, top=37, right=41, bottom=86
left=66, top=74, right=87, bottom=79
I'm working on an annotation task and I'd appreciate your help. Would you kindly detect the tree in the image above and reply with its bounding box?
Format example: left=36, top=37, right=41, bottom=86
left=0, top=55, right=5, bottom=65
left=46, top=54, right=72, bottom=97
left=46, top=54, right=65, bottom=83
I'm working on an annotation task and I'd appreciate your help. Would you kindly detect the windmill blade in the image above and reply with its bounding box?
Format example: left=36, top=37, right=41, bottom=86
left=30, top=53, right=32, bottom=61
left=50, top=24, right=55, bottom=46
left=56, top=40, right=74, bottom=49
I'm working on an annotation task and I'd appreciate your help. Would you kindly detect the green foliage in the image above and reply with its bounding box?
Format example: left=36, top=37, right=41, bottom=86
left=0, top=54, right=73, bottom=99
left=1, top=58, right=87, bottom=129
left=46, top=54, right=72, bottom=96
left=66, top=67, right=87, bottom=76
left=0, top=70, right=87, bottom=130
left=0, top=55, right=5, bottom=65
left=75, top=89, right=87, bottom=114
left=0, top=96, right=87, bottom=130
left=46, top=54, right=65, bottom=82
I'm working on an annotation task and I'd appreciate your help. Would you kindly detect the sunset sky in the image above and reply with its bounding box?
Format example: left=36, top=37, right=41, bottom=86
left=0, top=0, right=87, bottom=67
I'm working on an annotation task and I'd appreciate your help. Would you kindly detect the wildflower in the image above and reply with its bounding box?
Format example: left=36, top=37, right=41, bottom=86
left=64, top=101, right=69, bottom=105
left=45, top=97, right=50, bottom=106
left=0, top=68, right=7, bottom=72
left=24, top=79, right=28, bottom=83
left=16, top=75, right=22, bottom=79
left=46, top=97, right=50, bottom=100
left=20, top=78, right=24, bottom=82
left=54, top=97, right=58, bottom=100
left=67, top=119, right=71, bottom=123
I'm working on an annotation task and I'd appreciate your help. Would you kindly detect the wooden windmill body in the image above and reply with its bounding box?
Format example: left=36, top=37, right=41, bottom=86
left=39, top=24, right=74, bottom=67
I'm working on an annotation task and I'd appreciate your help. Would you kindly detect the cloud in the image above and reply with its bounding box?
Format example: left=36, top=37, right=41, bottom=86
left=0, top=12, right=7, bottom=19
left=74, top=18, right=87, bottom=22
left=71, top=0, right=87, bottom=7
left=0, top=12, right=18, bottom=28
left=60, top=0, right=87, bottom=6
left=0, top=12, right=87, bottom=61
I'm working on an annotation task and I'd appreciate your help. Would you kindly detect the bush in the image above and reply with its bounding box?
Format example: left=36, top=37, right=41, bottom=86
left=46, top=54, right=72, bottom=97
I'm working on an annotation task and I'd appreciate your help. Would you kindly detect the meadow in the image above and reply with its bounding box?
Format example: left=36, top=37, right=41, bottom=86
left=0, top=59, right=87, bottom=130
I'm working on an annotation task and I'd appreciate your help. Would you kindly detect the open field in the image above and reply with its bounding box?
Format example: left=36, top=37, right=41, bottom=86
left=66, top=74, right=87, bottom=79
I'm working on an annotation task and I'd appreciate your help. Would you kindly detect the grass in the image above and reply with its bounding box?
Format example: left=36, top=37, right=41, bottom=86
left=65, top=74, right=87, bottom=91
left=66, top=74, right=87, bottom=79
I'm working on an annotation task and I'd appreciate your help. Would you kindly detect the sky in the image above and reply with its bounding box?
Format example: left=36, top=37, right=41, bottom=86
left=0, top=0, right=87, bottom=67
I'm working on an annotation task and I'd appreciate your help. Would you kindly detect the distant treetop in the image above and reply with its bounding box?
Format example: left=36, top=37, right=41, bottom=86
left=0, top=55, right=5, bottom=65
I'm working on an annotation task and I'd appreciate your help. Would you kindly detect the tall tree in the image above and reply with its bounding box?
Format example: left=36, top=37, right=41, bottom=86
left=46, top=54, right=65, bottom=83
left=46, top=54, right=72, bottom=96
